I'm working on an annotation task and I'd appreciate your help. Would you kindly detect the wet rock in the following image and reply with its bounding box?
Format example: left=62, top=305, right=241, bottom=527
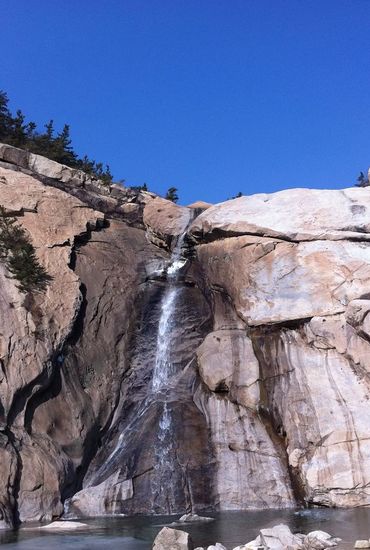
left=152, top=526, right=193, bottom=549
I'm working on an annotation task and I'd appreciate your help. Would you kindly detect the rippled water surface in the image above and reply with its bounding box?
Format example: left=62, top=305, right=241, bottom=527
left=1, top=509, right=369, bottom=549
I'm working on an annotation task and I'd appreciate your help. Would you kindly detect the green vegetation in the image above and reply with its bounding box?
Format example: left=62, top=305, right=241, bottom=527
left=129, top=182, right=148, bottom=192
left=0, top=206, right=51, bottom=293
left=356, top=171, right=369, bottom=188
left=0, top=90, right=186, bottom=200
left=226, top=191, right=243, bottom=200
left=165, top=186, right=179, bottom=203
left=0, top=90, right=113, bottom=185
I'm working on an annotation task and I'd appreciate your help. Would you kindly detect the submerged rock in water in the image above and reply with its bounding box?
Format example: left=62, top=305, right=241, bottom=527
left=39, top=521, right=89, bottom=530
left=152, top=526, right=193, bottom=549
left=177, top=513, right=214, bottom=523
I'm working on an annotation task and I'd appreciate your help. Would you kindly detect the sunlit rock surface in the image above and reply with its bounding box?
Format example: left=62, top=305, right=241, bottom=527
left=189, top=187, right=370, bottom=242
left=191, top=190, right=370, bottom=508
left=143, top=196, right=191, bottom=249
left=2, top=143, right=370, bottom=526
left=152, top=526, right=193, bottom=550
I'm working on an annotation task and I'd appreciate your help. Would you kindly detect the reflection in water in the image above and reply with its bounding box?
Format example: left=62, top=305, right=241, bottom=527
left=1, top=509, right=370, bottom=549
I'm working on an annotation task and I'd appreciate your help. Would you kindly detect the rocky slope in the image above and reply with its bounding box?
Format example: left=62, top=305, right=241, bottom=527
left=0, top=143, right=370, bottom=528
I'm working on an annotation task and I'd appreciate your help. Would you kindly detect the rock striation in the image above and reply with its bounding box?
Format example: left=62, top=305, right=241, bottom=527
left=189, top=189, right=370, bottom=508
left=1, top=143, right=370, bottom=526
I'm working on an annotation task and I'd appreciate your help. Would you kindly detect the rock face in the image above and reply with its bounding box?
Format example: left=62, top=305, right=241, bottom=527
left=0, top=149, right=169, bottom=526
left=143, top=196, right=192, bottom=249
left=189, top=189, right=370, bottom=508
left=2, top=143, right=370, bottom=526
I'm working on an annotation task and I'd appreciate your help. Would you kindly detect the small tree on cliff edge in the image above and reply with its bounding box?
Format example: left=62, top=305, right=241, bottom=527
left=0, top=206, right=52, bottom=293
left=165, top=187, right=179, bottom=203
left=356, top=171, right=370, bottom=187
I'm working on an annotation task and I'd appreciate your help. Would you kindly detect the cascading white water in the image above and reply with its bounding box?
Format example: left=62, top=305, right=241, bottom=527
left=151, top=230, right=188, bottom=392
left=92, top=222, right=192, bottom=485
left=151, top=228, right=191, bottom=506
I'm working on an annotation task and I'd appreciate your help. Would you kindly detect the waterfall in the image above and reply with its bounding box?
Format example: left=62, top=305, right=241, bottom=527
left=151, top=230, right=188, bottom=393
left=64, top=206, right=215, bottom=517
left=88, top=217, right=193, bottom=494
left=150, top=224, right=193, bottom=509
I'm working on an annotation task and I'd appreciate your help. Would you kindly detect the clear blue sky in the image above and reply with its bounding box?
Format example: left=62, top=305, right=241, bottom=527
left=1, top=0, right=370, bottom=204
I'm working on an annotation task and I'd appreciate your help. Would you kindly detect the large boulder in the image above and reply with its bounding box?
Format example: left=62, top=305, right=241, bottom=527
left=143, top=196, right=191, bottom=248
left=259, top=524, right=304, bottom=549
left=302, top=530, right=339, bottom=549
left=189, top=187, right=370, bottom=242
left=152, top=527, right=193, bottom=550
left=67, top=473, right=133, bottom=517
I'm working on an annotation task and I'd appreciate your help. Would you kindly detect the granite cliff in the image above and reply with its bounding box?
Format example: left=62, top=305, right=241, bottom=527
left=0, top=143, right=370, bottom=529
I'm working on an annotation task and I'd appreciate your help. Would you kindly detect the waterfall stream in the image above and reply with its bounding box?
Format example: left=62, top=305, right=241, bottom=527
left=151, top=230, right=188, bottom=392
left=86, top=215, right=194, bottom=512
left=150, top=228, right=190, bottom=506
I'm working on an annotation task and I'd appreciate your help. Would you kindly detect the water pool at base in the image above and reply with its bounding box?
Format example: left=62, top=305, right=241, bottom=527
left=1, top=509, right=370, bottom=549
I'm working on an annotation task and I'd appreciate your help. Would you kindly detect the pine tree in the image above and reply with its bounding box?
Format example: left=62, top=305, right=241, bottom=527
left=0, top=90, right=12, bottom=141
left=356, top=171, right=369, bottom=188
left=0, top=90, right=114, bottom=184
left=165, top=187, right=179, bottom=203
left=45, top=120, right=54, bottom=140
left=9, top=110, right=28, bottom=147
left=0, top=206, right=51, bottom=293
